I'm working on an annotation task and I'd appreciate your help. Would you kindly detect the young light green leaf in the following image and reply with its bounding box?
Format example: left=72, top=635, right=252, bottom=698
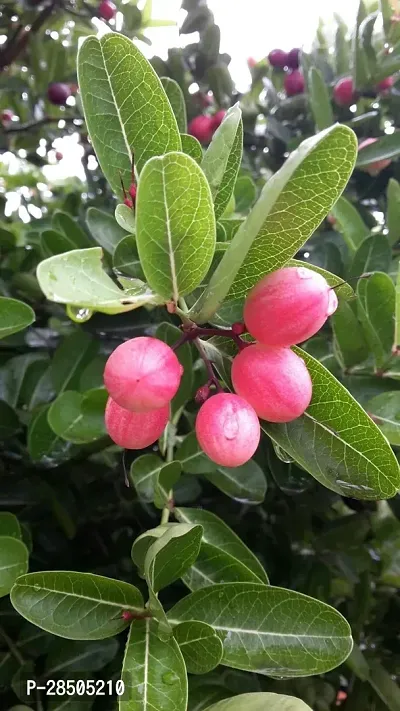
left=161, top=77, right=187, bottom=132
left=308, top=67, right=334, bottom=131
left=144, top=523, right=203, bottom=592
left=120, top=619, right=188, bottom=711
left=263, top=347, right=400, bottom=500
left=204, top=693, right=312, bottom=711
left=189, top=124, right=357, bottom=323
left=10, top=572, right=144, bottom=640
left=201, top=104, right=243, bottom=220
left=356, top=272, right=395, bottom=369
left=206, top=460, right=267, bottom=504
left=37, top=248, right=162, bottom=314
left=366, top=392, right=400, bottom=445
left=387, top=178, right=400, bottom=246
left=348, top=235, right=391, bottom=278
left=136, top=152, right=216, bottom=301
left=115, top=204, right=136, bottom=234
left=47, top=389, right=107, bottom=444
left=181, top=134, right=203, bottom=164
left=331, top=196, right=370, bottom=253
left=0, top=537, right=29, bottom=598
left=168, top=583, right=353, bottom=678
left=175, top=507, right=269, bottom=590
left=331, top=301, right=369, bottom=369
left=77, top=34, right=181, bottom=196
left=86, top=208, right=126, bottom=256
left=0, top=298, right=35, bottom=340
left=154, top=461, right=182, bottom=509
left=287, top=259, right=354, bottom=300
left=129, top=454, right=164, bottom=502
left=357, top=132, right=400, bottom=167
left=173, top=620, right=223, bottom=675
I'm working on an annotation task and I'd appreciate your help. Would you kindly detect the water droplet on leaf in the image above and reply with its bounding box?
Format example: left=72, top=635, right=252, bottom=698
left=162, top=672, right=179, bottom=685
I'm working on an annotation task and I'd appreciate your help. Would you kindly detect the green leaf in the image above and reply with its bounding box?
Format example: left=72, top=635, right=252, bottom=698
left=356, top=132, right=400, bottom=167
left=47, top=389, right=107, bottom=444
left=353, top=0, right=370, bottom=89
left=77, top=34, right=181, bottom=196
left=366, top=392, right=400, bottom=445
left=263, top=347, right=400, bottom=500
left=395, top=261, right=400, bottom=350
left=50, top=331, right=98, bottom=394
left=0, top=401, right=20, bottom=439
left=331, top=196, right=370, bottom=253
left=349, top=235, right=391, bottom=278
left=115, top=204, right=136, bottom=234
left=189, top=124, right=357, bottom=323
left=331, top=300, right=369, bottom=369
left=168, top=583, right=353, bottom=678
left=129, top=454, right=163, bottom=502
left=175, top=507, right=269, bottom=590
left=154, top=461, right=182, bottom=509
left=37, top=248, right=162, bottom=314
left=161, top=77, right=187, bottom=133
left=308, top=67, right=334, bottom=131
left=27, top=406, right=77, bottom=465
left=336, top=24, right=350, bottom=75
left=204, top=693, right=313, bottom=711
left=145, top=523, right=203, bottom=592
left=156, top=322, right=193, bottom=412
left=380, top=0, right=392, bottom=38
left=206, top=460, right=267, bottom=504
left=181, top=134, right=203, bottom=164
left=356, top=272, right=395, bottom=369
left=120, top=619, right=188, bottom=711
left=10, top=572, right=144, bottom=640
left=113, top=236, right=143, bottom=279
left=86, top=208, right=126, bottom=255
left=387, top=178, right=400, bottom=246
left=287, top=259, right=354, bottom=300
left=136, top=152, right=216, bottom=301
left=234, top=175, right=257, bottom=214
left=52, top=211, right=91, bottom=249
left=368, top=659, right=400, bottom=711
left=176, top=431, right=218, bottom=475
left=41, top=230, right=79, bottom=258
left=0, top=537, right=29, bottom=598
left=201, top=104, right=243, bottom=220
left=173, top=621, right=223, bottom=674
left=44, top=638, right=118, bottom=676
left=0, top=513, right=22, bottom=540
left=0, top=298, right=35, bottom=339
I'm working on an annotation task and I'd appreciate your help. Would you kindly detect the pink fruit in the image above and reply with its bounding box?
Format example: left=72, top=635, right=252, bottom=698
left=195, top=393, right=260, bottom=467
left=358, top=137, right=392, bottom=175
left=105, top=397, right=169, bottom=449
left=104, top=337, right=183, bottom=412
left=47, top=83, right=72, bottom=106
left=129, top=184, right=137, bottom=201
left=333, top=77, right=356, bottom=107
left=377, top=76, right=394, bottom=92
left=287, top=48, right=301, bottom=69
left=188, top=115, right=213, bottom=144
left=284, top=70, right=305, bottom=96
left=247, top=57, right=257, bottom=69
left=98, top=0, right=116, bottom=20
left=268, top=49, right=288, bottom=69
left=232, top=345, right=312, bottom=423
left=1, top=109, right=13, bottom=123
left=243, top=266, right=338, bottom=347
left=210, top=110, right=226, bottom=132
left=55, top=151, right=63, bottom=161
left=124, top=197, right=133, bottom=208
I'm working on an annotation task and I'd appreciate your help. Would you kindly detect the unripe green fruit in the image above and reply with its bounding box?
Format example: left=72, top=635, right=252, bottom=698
left=232, top=345, right=312, bottom=423
left=105, top=397, right=169, bottom=449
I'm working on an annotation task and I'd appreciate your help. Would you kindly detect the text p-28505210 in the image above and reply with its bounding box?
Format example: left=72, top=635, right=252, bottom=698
left=27, top=679, right=125, bottom=696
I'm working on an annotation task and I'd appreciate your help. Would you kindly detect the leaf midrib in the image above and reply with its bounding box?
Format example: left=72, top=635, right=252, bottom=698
left=14, top=583, right=143, bottom=612
left=99, top=38, right=132, bottom=175
left=168, top=618, right=349, bottom=640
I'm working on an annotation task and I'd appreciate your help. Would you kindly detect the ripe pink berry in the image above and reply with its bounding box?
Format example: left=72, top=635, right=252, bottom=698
left=377, top=76, right=394, bottom=92
left=55, top=151, right=63, bottom=161
left=268, top=49, right=288, bottom=69
left=47, top=82, right=72, bottom=106
left=210, top=110, right=226, bottom=132
left=243, top=266, right=338, bottom=348
left=105, top=397, right=169, bottom=449
left=195, top=393, right=260, bottom=467
left=104, top=337, right=183, bottom=412
left=358, top=137, right=392, bottom=175
left=232, top=344, right=312, bottom=423
left=188, top=115, right=213, bottom=144
left=98, top=0, right=116, bottom=19
left=284, top=70, right=305, bottom=96
left=1, top=109, right=13, bottom=123
left=333, top=77, right=356, bottom=107
left=287, top=48, right=301, bottom=69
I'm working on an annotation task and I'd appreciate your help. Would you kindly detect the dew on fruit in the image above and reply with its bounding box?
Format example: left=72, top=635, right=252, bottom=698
left=162, top=672, right=179, bottom=685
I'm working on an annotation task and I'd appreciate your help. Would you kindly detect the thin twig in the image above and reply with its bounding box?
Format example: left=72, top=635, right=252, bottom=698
left=0, top=626, right=25, bottom=666
left=4, top=115, right=82, bottom=134
left=194, top=337, right=224, bottom=393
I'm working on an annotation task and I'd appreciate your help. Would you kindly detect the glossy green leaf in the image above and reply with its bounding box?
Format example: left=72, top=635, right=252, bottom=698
left=0, top=513, right=22, bottom=540
left=86, top=208, right=126, bottom=255
left=287, top=259, right=354, bottom=300
left=331, top=196, right=370, bottom=253
left=181, top=133, right=203, bottom=164
left=11, top=572, right=145, bottom=640
left=189, top=124, right=357, bottom=323
left=173, top=620, right=223, bottom=674
left=44, top=638, right=118, bottom=676
left=263, top=347, right=400, bottom=500
left=176, top=432, right=218, bottom=475
left=388, top=178, right=400, bottom=247
left=161, top=77, right=187, bottom=132
left=0, top=537, right=29, bottom=598
left=336, top=23, right=350, bottom=75
left=154, top=461, right=182, bottom=509
left=136, top=152, right=216, bottom=301
left=175, top=508, right=269, bottom=590
left=349, top=235, right=391, bottom=278
left=331, top=301, right=369, bottom=369
left=0, top=298, right=35, bottom=339
left=27, top=406, right=77, bottom=465
left=113, top=237, right=143, bottom=279
left=168, top=583, right=353, bottom=678
left=145, top=523, right=202, bottom=593
left=41, top=230, right=78, bottom=258
left=37, top=248, right=162, bottom=314
left=50, top=331, right=98, bottom=394
left=129, top=454, right=163, bottom=502
left=0, top=401, right=20, bottom=439
left=206, top=460, right=267, bottom=504
left=115, top=204, right=136, bottom=234
left=308, top=67, right=334, bottom=131
left=368, top=659, right=400, bottom=711
left=234, top=175, right=257, bottom=213
left=367, top=392, right=400, bottom=445
left=120, top=619, right=188, bottom=711
left=357, top=132, right=400, bottom=167
left=47, top=389, right=107, bottom=444
left=52, top=211, right=91, bottom=249
left=201, top=104, right=243, bottom=220
left=356, top=272, right=395, bottom=369
left=77, top=34, right=181, bottom=196
left=157, top=322, right=193, bottom=412
left=353, top=0, right=369, bottom=89
left=204, top=693, right=312, bottom=711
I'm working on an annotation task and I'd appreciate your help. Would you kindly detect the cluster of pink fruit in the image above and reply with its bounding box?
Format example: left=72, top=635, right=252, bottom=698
left=103, top=266, right=338, bottom=469
left=188, top=110, right=226, bottom=145
left=268, top=48, right=305, bottom=97
left=333, top=75, right=394, bottom=107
